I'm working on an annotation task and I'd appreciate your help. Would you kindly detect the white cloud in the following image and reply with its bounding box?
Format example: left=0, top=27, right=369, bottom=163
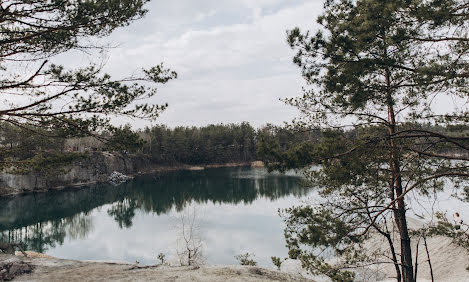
left=115, top=1, right=320, bottom=77
left=195, top=9, right=217, bottom=22
left=53, top=1, right=324, bottom=128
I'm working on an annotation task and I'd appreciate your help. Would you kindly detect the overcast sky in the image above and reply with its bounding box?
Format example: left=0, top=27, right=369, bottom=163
left=61, top=0, right=324, bottom=128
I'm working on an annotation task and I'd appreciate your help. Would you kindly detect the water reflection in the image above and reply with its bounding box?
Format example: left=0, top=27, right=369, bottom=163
left=0, top=167, right=306, bottom=256
left=0, top=213, right=93, bottom=253
left=107, top=198, right=137, bottom=229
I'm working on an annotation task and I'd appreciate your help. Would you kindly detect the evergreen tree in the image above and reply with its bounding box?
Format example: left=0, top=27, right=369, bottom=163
left=0, top=0, right=176, bottom=138
left=265, top=1, right=469, bottom=281
left=104, top=125, right=145, bottom=153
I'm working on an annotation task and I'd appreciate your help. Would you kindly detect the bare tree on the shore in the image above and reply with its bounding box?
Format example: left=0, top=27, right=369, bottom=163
left=174, top=205, right=205, bottom=266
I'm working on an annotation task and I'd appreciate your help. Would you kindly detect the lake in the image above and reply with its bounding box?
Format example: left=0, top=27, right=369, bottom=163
left=0, top=167, right=310, bottom=267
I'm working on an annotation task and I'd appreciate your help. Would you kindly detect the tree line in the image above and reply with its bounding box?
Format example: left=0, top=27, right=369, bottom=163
left=139, top=123, right=256, bottom=164
left=2, top=120, right=468, bottom=172
left=0, top=121, right=318, bottom=169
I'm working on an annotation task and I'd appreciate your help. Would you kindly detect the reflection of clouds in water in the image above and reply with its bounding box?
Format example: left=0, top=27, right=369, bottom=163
left=47, top=195, right=304, bottom=267
left=0, top=168, right=311, bottom=267
left=5, top=168, right=468, bottom=267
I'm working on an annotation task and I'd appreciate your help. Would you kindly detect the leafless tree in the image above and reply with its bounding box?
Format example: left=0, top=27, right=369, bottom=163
left=174, top=205, right=205, bottom=266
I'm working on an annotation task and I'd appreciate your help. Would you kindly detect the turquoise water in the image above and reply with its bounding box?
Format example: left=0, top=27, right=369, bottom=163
left=0, top=167, right=310, bottom=267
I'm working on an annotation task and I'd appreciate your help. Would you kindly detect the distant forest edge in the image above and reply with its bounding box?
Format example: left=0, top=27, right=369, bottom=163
left=1, top=121, right=468, bottom=174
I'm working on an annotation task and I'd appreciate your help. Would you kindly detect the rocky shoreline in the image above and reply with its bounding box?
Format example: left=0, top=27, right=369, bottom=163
left=2, top=231, right=468, bottom=282
left=0, top=254, right=309, bottom=282
left=0, top=152, right=263, bottom=198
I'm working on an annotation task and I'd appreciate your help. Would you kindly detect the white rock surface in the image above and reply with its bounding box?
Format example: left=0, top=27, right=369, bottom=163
left=107, top=171, right=131, bottom=186
left=280, top=259, right=324, bottom=281
left=2, top=254, right=313, bottom=282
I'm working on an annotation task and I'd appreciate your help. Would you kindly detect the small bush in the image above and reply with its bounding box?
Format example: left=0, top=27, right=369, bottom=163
left=235, top=252, right=257, bottom=266
left=157, top=253, right=166, bottom=265
left=271, top=256, right=282, bottom=270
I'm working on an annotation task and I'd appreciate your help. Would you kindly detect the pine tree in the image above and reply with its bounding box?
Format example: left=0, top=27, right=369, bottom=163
left=0, top=1, right=176, bottom=136
left=268, top=1, right=469, bottom=281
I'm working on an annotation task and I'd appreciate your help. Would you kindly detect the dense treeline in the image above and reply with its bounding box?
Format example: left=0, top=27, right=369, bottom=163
left=257, top=123, right=469, bottom=171
left=0, top=123, right=86, bottom=174
left=139, top=122, right=257, bottom=165
left=1, top=121, right=468, bottom=172
left=136, top=123, right=321, bottom=165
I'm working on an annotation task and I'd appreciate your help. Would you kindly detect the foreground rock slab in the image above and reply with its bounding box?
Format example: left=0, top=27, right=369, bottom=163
left=1, top=255, right=312, bottom=282
left=0, top=255, right=33, bottom=281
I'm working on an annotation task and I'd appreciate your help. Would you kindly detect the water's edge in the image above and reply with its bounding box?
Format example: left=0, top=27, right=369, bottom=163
left=0, top=152, right=259, bottom=198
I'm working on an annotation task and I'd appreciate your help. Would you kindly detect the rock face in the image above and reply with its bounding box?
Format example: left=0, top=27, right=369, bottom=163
left=0, top=152, right=152, bottom=196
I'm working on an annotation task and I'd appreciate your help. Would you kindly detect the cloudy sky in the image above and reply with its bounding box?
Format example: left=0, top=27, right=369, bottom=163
left=64, top=0, right=324, bottom=128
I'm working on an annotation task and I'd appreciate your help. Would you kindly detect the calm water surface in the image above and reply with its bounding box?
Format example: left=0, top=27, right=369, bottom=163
left=0, top=167, right=310, bottom=267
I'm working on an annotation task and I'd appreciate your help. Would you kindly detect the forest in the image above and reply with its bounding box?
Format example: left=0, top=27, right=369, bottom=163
left=0, top=121, right=318, bottom=169
left=1, top=121, right=467, bottom=172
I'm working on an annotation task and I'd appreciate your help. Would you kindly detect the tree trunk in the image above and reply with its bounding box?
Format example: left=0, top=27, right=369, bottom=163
left=395, top=201, right=414, bottom=282
left=386, top=68, right=414, bottom=282
left=385, top=232, right=402, bottom=282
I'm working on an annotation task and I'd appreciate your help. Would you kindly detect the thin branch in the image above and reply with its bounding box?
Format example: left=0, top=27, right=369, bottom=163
left=361, top=172, right=469, bottom=235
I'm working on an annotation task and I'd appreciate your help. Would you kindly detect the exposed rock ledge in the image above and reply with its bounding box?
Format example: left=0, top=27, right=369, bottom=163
left=0, top=152, right=152, bottom=197
left=0, top=153, right=265, bottom=197
left=0, top=254, right=312, bottom=282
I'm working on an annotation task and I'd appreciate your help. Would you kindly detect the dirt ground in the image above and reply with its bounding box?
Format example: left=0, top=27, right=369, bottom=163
left=1, top=254, right=312, bottom=282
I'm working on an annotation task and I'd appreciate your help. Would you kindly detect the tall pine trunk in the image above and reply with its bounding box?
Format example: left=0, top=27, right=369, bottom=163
left=386, top=68, right=414, bottom=282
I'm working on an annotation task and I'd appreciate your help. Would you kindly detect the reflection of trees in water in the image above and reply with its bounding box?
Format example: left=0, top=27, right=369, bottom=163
left=0, top=168, right=307, bottom=252
left=107, top=198, right=137, bottom=228
left=66, top=213, right=94, bottom=240
left=129, top=168, right=307, bottom=216
left=0, top=212, right=93, bottom=253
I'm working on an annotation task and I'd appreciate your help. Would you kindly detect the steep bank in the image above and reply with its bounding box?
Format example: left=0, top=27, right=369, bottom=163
left=1, top=254, right=311, bottom=282
left=0, top=153, right=259, bottom=197
left=0, top=152, right=152, bottom=197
